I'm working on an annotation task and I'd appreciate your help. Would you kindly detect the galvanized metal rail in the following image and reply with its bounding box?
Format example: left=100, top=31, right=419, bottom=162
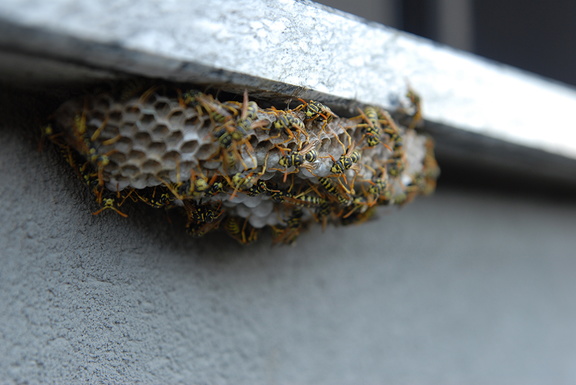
left=1, top=0, right=575, bottom=183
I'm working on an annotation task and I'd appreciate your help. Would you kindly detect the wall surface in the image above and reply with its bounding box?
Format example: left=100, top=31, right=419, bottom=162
left=2, top=89, right=576, bottom=384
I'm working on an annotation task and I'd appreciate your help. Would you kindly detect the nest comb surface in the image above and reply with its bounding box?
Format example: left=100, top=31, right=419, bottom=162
left=48, top=83, right=439, bottom=244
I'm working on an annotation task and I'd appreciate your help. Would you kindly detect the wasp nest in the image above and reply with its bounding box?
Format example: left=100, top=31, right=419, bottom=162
left=45, top=83, right=439, bottom=244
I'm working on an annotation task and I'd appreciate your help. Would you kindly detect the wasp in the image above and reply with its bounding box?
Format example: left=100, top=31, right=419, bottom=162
left=69, top=98, right=119, bottom=160
left=178, top=171, right=217, bottom=200
left=186, top=201, right=221, bottom=223
left=91, top=189, right=133, bottom=218
left=244, top=179, right=279, bottom=198
left=86, top=148, right=117, bottom=187
left=317, top=177, right=351, bottom=205
left=40, top=123, right=85, bottom=176
left=69, top=110, right=122, bottom=187
left=371, top=177, right=391, bottom=204
left=419, top=137, right=440, bottom=195
left=272, top=208, right=305, bottom=245
left=362, top=106, right=381, bottom=133
left=265, top=108, right=309, bottom=144
left=184, top=201, right=224, bottom=237
left=340, top=205, right=377, bottom=226
left=233, top=91, right=269, bottom=138
left=254, top=180, right=293, bottom=203
left=367, top=177, right=387, bottom=197
left=179, top=89, right=202, bottom=107
left=67, top=102, right=91, bottom=152
left=331, top=150, right=361, bottom=174
left=212, top=127, right=256, bottom=171
left=386, top=149, right=405, bottom=177
left=278, top=140, right=319, bottom=168
left=286, top=208, right=304, bottom=228
left=299, top=99, right=338, bottom=120
left=378, top=109, right=404, bottom=150
left=224, top=91, right=267, bottom=133
left=178, top=88, right=210, bottom=118
left=387, top=156, right=405, bottom=177
left=181, top=90, right=239, bottom=123
left=355, top=106, right=397, bottom=150
left=245, top=179, right=269, bottom=197
left=406, top=174, right=426, bottom=197
left=209, top=91, right=261, bottom=170
left=226, top=91, right=260, bottom=120
left=378, top=110, right=403, bottom=153
left=212, top=127, right=236, bottom=148
left=275, top=183, right=325, bottom=208
left=287, top=192, right=327, bottom=208
left=243, top=100, right=259, bottom=121
left=76, top=162, right=133, bottom=217
left=363, top=106, right=380, bottom=129
left=274, top=140, right=319, bottom=182
left=329, top=144, right=361, bottom=175
left=91, top=196, right=129, bottom=218
left=312, top=201, right=334, bottom=230
left=222, top=171, right=258, bottom=199
left=225, top=152, right=272, bottom=199
left=186, top=217, right=223, bottom=237
left=294, top=99, right=338, bottom=132
left=338, top=193, right=376, bottom=225
left=390, top=132, right=403, bottom=154
left=273, top=112, right=306, bottom=133
left=231, top=172, right=256, bottom=190
left=354, top=106, right=382, bottom=148
left=204, top=176, right=226, bottom=197
left=76, top=162, right=110, bottom=204
left=361, top=165, right=391, bottom=205
left=135, top=185, right=174, bottom=208
left=223, top=216, right=259, bottom=245
left=268, top=188, right=293, bottom=203
left=403, top=87, right=423, bottom=130
left=38, top=123, right=65, bottom=152
left=158, top=164, right=225, bottom=204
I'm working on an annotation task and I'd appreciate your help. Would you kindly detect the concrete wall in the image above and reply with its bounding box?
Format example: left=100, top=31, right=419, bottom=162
left=2, top=89, right=576, bottom=384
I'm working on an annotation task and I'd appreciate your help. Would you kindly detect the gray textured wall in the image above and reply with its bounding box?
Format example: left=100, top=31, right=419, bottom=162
left=2, top=89, right=576, bottom=384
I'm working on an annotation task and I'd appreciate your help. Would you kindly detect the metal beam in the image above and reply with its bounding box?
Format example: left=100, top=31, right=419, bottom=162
left=1, top=0, right=575, bottom=183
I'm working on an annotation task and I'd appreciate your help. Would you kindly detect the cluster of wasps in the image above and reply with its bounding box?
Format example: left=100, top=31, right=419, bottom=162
left=43, top=83, right=439, bottom=245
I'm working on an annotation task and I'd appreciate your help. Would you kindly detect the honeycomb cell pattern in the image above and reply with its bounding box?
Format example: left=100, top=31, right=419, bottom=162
left=46, top=83, right=439, bottom=244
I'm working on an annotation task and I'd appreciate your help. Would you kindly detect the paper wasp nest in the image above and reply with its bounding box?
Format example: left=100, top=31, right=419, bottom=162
left=46, top=82, right=439, bottom=244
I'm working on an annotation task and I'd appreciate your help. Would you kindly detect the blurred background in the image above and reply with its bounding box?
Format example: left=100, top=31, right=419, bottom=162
left=316, top=0, right=576, bottom=87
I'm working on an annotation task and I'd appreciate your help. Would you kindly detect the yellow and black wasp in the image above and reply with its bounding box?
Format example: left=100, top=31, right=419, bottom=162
left=356, top=106, right=383, bottom=148
left=265, top=107, right=309, bottom=144
left=274, top=140, right=319, bottom=182
left=135, top=185, right=174, bottom=208
left=317, top=176, right=351, bottom=206
left=222, top=216, right=259, bottom=245
left=77, top=162, right=134, bottom=218
left=272, top=208, right=305, bottom=245
left=184, top=201, right=224, bottom=237
left=294, top=99, right=338, bottom=132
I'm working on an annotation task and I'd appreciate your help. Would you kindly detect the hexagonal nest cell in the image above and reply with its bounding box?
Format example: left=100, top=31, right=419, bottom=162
left=44, top=82, right=439, bottom=244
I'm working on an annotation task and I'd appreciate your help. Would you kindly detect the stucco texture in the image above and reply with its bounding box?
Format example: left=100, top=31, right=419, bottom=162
left=2, top=89, right=576, bottom=384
